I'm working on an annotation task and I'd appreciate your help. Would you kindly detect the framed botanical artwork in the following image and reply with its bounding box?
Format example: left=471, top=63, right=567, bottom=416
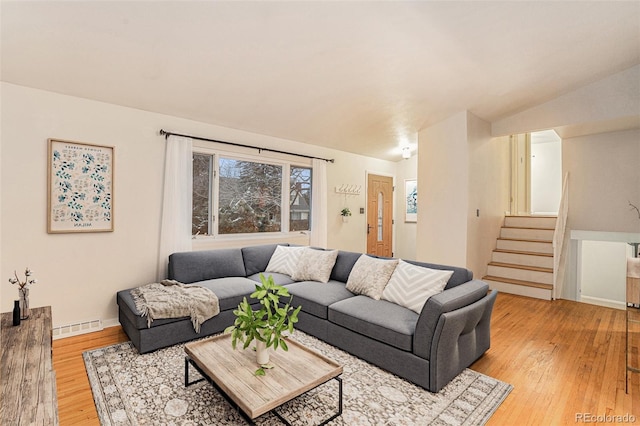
left=47, top=139, right=114, bottom=233
left=404, top=179, right=417, bottom=222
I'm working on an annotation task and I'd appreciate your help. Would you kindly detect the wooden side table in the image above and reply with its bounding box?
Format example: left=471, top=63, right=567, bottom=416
left=0, top=306, right=58, bottom=425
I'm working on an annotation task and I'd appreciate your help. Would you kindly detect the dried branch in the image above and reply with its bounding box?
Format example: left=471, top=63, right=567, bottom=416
left=630, top=201, right=640, bottom=220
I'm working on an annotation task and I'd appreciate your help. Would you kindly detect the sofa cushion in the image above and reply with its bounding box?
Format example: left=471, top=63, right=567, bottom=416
left=291, top=248, right=339, bottom=283
left=241, top=244, right=288, bottom=276
left=285, top=280, right=355, bottom=319
left=329, top=250, right=362, bottom=283
left=328, top=296, right=418, bottom=351
left=247, top=272, right=296, bottom=286
left=194, top=277, right=260, bottom=311
left=265, top=245, right=306, bottom=276
left=169, top=249, right=245, bottom=283
left=381, top=260, right=454, bottom=314
left=345, top=255, right=398, bottom=300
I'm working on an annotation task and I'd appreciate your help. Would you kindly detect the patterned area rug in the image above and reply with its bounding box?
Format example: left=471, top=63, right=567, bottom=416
left=84, top=332, right=511, bottom=425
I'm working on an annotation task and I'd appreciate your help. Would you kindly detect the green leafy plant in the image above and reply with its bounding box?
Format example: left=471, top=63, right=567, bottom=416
left=340, top=207, right=352, bottom=217
left=225, top=274, right=301, bottom=375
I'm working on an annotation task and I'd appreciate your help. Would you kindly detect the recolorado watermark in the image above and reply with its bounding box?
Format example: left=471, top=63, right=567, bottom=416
left=576, top=413, right=637, bottom=423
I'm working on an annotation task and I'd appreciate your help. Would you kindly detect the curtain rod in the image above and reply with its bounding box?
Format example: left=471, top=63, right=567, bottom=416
left=159, top=129, right=334, bottom=163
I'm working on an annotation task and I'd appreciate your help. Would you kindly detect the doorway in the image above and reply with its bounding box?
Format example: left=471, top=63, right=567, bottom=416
left=510, top=130, right=562, bottom=215
left=366, top=174, right=393, bottom=257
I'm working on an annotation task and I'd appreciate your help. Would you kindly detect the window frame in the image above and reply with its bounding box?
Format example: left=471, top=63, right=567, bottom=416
left=192, top=146, right=312, bottom=240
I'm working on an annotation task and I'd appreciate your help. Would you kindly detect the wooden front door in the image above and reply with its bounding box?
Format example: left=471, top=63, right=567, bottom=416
left=366, top=174, right=393, bottom=257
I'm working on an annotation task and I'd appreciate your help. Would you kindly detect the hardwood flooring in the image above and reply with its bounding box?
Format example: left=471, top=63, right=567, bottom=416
left=52, top=293, right=639, bottom=425
left=52, top=326, right=128, bottom=425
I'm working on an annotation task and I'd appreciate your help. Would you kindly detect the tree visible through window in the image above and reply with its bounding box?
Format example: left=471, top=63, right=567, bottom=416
left=191, top=153, right=311, bottom=236
left=192, top=153, right=212, bottom=236
left=219, top=158, right=282, bottom=234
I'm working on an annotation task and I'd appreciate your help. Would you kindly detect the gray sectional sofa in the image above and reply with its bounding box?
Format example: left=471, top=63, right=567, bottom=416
left=117, top=243, right=497, bottom=392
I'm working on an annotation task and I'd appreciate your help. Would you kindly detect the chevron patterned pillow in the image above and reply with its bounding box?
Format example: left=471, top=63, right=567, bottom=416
left=381, top=260, right=454, bottom=314
left=265, top=245, right=306, bottom=276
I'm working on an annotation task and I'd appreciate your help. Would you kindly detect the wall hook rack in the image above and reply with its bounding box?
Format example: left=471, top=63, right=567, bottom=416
left=335, top=184, right=361, bottom=196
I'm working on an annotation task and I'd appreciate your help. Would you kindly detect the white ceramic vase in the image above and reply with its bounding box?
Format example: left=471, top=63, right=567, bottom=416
left=256, top=339, right=270, bottom=365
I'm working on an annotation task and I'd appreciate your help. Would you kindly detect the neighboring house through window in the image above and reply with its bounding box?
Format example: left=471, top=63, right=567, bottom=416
left=192, top=151, right=312, bottom=237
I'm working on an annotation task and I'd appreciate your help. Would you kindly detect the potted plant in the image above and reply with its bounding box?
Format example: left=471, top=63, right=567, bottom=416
left=340, top=207, right=352, bottom=223
left=225, top=274, right=302, bottom=375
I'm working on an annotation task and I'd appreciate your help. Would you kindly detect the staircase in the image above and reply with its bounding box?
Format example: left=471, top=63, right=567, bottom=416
left=483, top=215, right=557, bottom=300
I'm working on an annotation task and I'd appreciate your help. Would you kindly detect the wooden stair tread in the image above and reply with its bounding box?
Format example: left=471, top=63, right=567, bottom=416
left=482, top=275, right=553, bottom=290
left=502, top=226, right=555, bottom=231
left=504, top=215, right=557, bottom=218
left=488, top=261, right=553, bottom=273
left=497, top=237, right=553, bottom=244
left=493, top=249, right=553, bottom=257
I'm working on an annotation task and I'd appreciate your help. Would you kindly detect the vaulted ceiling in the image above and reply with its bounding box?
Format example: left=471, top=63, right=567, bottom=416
left=2, top=1, right=639, bottom=160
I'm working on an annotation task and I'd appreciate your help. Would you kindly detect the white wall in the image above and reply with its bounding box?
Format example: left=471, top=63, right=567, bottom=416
left=492, top=65, right=640, bottom=137
left=0, top=82, right=396, bottom=327
left=466, top=113, right=510, bottom=279
left=563, top=129, right=640, bottom=233
left=394, top=154, right=418, bottom=260
left=416, top=110, right=510, bottom=277
left=579, top=240, right=629, bottom=308
left=417, top=111, right=469, bottom=267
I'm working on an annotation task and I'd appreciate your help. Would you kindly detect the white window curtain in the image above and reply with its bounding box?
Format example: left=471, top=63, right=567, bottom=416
left=310, top=158, right=328, bottom=248
left=157, top=135, right=193, bottom=281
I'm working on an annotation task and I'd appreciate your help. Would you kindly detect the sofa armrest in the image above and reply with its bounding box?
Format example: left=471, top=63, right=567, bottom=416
left=413, top=279, right=489, bottom=359
left=427, top=289, right=497, bottom=392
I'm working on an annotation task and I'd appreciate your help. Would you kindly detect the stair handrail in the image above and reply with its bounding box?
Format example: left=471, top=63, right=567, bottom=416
left=552, top=172, right=569, bottom=299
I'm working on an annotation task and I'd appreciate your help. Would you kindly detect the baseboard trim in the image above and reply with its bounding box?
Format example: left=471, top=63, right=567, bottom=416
left=579, top=296, right=626, bottom=311
left=52, top=317, right=119, bottom=340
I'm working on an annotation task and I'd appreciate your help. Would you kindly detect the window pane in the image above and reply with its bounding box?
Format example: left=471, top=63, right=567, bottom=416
left=377, top=191, right=383, bottom=241
left=290, top=166, right=312, bottom=231
left=192, top=153, right=212, bottom=235
left=218, top=158, right=282, bottom=234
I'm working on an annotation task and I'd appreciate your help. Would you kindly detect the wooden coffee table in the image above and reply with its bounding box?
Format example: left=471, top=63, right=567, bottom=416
left=184, top=333, right=343, bottom=425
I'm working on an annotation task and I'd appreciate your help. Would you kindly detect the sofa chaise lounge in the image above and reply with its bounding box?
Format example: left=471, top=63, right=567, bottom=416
left=117, top=243, right=497, bottom=392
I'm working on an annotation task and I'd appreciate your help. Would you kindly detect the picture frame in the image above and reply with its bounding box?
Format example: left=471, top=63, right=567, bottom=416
left=47, top=138, right=114, bottom=233
left=404, top=179, right=417, bottom=222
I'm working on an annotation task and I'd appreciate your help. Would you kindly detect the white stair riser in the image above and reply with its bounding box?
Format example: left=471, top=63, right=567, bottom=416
left=500, top=227, right=554, bottom=241
left=486, top=280, right=552, bottom=300
left=504, top=216, right=557, bottom=229
left=487, top=265, right=553, bottom=285
left=492, top=251, right=554, bottom=269
left=496, top=239, right=553, bottom=254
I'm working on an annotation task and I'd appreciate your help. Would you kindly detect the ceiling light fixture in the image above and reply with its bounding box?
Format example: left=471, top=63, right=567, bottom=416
left=402, top=146, right=411, bottom=160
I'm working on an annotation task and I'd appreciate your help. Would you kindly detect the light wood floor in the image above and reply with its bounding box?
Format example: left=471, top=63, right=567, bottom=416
left=52, top=293, right=639, bottom=425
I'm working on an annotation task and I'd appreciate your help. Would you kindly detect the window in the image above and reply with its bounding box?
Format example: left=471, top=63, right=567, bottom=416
left=192, top=152, right=312, bottom=237
left=192, top=153, right=213, bottom=235
left=290, top=166, right=312, bottom=232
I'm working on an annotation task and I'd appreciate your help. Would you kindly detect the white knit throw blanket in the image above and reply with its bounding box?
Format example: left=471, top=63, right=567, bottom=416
left=130, top=280, right=220, bottom=333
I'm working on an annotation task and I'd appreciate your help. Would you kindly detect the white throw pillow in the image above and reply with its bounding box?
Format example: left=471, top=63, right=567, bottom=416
left=381, top=260, right=454, bottom=314
left=345, top=255, right=399, bottom=300
left=265, top=245, right=306, bottom=277
left=290, top=248, right=339, bottom=283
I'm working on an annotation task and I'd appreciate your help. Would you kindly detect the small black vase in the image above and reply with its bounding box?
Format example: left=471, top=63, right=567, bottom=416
left=12, top=300, right=21, bottom=326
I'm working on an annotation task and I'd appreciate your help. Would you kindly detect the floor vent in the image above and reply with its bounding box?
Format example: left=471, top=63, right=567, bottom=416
left=52, top=319, right=103, bottom=340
